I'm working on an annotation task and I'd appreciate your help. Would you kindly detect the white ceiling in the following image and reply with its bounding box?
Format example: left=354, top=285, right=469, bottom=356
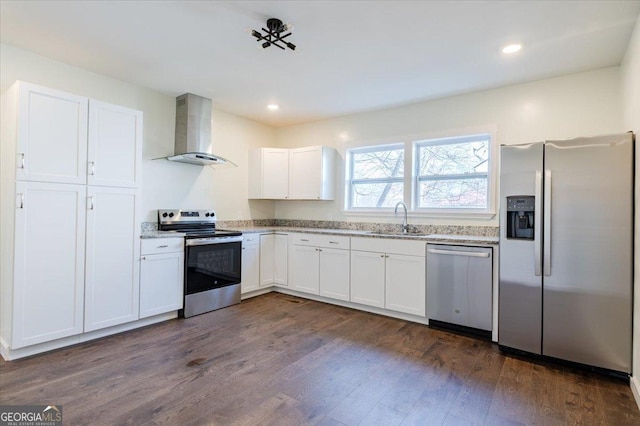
left=1, top=1, right=639, bottom=127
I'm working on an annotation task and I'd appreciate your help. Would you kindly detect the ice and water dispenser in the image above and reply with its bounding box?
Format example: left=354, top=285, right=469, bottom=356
left=506, top=196, right=535, bottom=240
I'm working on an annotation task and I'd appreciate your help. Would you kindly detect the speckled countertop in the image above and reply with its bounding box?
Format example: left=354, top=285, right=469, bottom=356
left=219, top=226, right=499, bottom=246
left=141, top=230, right=186, bottom=239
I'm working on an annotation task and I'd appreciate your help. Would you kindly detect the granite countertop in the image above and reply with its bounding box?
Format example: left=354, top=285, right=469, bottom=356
left=141, top=230, right=186, bottom=239
left=221, top=226, right=499, bottom=246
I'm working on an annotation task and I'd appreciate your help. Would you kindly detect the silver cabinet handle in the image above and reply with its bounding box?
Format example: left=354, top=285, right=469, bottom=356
left=141, top=256, right=146, bottom=261
left=88, top=196, right=95, bottom=210
left=17, top=193, right=24, bottom=209
left=380, top=254, right=385, bottom=258
left=157, top=245, right=168, bottom=248
left=329, top=241, right=339, bottom=244
left=300, top=238, right=309, bottom=242
left=88, top=161, right=96, bottom=175
left=534, top=170, right=542, bottom=276
left=427, top=248, right=490, bottom=258
left=543, top=169, right=552, bottom=276
left=18, top=153, right=25, bottom=169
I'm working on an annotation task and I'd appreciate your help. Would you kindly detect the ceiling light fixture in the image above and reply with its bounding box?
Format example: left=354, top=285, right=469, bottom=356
left=502, top=43, right=522, bottom=54
left=267, top=104, right=279, bottom=111
left=251, top=18, right=296, bottom=51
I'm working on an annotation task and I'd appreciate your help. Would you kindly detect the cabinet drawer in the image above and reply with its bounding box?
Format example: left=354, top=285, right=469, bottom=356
left=141, top=238, right=184, bottom=255
left=315, top=235, right=350, bottom=249
left=290, top=233, right=321, bottom=246
left=351, top=237, right=425, bottom=256
left=243, top=234, right=260, bottom=245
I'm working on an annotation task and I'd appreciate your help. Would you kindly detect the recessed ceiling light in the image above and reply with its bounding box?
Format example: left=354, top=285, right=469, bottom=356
left=502, top=44, right=522, bottom=54
left=267, top=104, right=279, bottom=111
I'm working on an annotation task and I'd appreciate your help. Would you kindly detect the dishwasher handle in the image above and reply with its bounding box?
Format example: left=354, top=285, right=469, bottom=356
left=427, top=248, right=490, bottom=258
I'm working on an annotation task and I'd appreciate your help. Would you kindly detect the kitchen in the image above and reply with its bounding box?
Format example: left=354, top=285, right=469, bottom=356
left=1, top=1, right=640, bottom=424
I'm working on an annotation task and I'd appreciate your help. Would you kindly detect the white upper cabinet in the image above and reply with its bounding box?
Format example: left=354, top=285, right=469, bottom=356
left=13, top=82, right=89, bottom=184
left=84, top=187, right=141, bottom=332
left=249, top=148, right=289, bottom=199
left=4, top=81, right=142, bottom=189
left=88, top=100, right=142, bottom=188
left=248, top=146, right=336, bottom=200
left=288, top=146, right=336, bottom=200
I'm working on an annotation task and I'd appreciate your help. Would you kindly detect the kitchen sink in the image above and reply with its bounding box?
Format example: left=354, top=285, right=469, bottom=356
left=365, top=230, right=431, bottom=237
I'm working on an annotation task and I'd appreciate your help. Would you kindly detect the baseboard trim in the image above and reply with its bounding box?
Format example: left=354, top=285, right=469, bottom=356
left=631, top=376, right=640, bottom=411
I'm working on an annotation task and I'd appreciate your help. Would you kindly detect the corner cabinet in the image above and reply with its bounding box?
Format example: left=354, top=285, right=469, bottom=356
left=0, top=81, right=143, bottom=356
left=248, top=146, right=336, bottom=200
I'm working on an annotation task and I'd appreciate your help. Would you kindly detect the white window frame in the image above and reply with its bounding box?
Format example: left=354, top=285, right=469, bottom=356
left=343, top=127, right=497, bottom=219
left=412, top=132, right=496, bottom=217
left=344, top=142, right=405, bottom=212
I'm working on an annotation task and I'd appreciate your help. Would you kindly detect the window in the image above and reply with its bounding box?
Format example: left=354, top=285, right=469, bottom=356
left=414, top=134, right=490, bottom=210
left=345, top=131, right=494, bottom=216
left=346, top=144, right=404, bottom=209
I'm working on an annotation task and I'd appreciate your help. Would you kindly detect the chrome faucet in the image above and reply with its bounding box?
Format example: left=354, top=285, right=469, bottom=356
left=394, top=201, right=409, bottom=234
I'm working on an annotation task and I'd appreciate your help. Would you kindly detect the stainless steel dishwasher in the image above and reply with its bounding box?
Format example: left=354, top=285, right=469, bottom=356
left=426, top=244, right=493, bottom=336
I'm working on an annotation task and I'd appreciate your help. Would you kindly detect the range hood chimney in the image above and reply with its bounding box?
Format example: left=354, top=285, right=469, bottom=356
left=164, top=93, right=236, bottom=166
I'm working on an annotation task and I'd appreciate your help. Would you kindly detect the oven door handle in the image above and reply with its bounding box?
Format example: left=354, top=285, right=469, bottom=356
left=186, top=236, right=243, bottom=246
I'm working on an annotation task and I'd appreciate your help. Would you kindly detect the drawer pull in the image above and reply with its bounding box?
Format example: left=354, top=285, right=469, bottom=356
left=300, top=238, right=309, bottom=242
left=329, top=241, right=339, bottom=244
left=157, top=245, right=169, bottom=248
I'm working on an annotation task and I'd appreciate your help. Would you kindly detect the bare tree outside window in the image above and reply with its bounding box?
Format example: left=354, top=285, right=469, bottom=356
left=349, top=145, right=404, bottom=208
left=416, top=136, right=489, bottom=209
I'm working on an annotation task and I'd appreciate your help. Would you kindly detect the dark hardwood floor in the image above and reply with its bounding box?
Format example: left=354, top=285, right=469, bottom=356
left=1, top=293, right=639, bottom=425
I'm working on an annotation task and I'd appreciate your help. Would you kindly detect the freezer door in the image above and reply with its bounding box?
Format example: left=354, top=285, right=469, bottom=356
left=543, top=133, right=633, bottom=373
left=498, top=142, right=543, bottom=354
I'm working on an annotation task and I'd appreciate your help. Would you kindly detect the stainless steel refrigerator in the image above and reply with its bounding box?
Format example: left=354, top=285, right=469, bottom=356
left=498, top=132, right=634, bottom=374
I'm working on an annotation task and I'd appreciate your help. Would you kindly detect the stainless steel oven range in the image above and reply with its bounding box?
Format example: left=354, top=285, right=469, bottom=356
left=158, top=209, right=242, bottom=318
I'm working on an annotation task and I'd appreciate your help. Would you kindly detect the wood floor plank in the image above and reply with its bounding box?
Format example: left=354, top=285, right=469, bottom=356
left=1, top=292, right=638, bottom=425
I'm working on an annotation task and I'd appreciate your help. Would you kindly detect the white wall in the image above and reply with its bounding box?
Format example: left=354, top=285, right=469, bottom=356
left=275, top=67, right=624, bottom=226
left=0, top=44, right=276, bottom=222
left=621, top=15, right=640, bottom=406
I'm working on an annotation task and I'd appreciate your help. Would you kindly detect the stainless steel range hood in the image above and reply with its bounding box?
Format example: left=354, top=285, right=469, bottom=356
left=163, top=93, right=236, bottom=167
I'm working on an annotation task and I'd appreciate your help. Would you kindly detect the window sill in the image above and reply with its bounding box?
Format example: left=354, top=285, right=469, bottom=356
left=343, top=209, right=496, bottom=220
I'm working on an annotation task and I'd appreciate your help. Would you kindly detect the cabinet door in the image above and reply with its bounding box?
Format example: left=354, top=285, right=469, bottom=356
left=140, top=251, right=184, bottom=318
left=274, top=234, right=288, bottom=286
left=241, top=237, right=260, bottom=293
left=350, top=250, right=385, bottom=308
left=12, top=181, right=86, bottom=348
left=262, top=149, right=289, bottom=199
left=84, top=187, right=140, bottom=332
left=259, top=234, right=275, bottom=286
left=319, top=248, right=350, bottom=301
left=16, top=82, right=88, bottom=184
left=291, top=245, right=320, bottom=294
left=88, top=100, right=142, bottom=188
left=289, top=146, right=321, bottom=199
left=386, top=254, right=426, bottom=316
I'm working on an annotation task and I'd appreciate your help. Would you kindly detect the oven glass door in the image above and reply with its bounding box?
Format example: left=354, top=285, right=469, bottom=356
left=185, top=241, right=241, bottom=295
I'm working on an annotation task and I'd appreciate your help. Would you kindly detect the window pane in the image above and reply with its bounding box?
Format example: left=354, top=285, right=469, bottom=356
left=351, top=182, right=404, bottom=208
left=418, top=178, right=487, bottom=208
left=418, top=140, right=488, bottom=176
left=353, top=148, right=404, bottom=179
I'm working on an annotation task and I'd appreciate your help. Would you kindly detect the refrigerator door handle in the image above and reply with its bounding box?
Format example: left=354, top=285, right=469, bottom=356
left=543, top=169, right=552, bottom=276
left=534, top=170, right=542, bottom=276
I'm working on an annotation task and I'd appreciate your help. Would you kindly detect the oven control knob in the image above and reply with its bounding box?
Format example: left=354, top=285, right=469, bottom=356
left=205, top=213, right=210, bottom=217
left=210, top=212, right=215, bottom=217
left=168, top=212, right=174, bottom=218
left=162, top=212, right=168, bottom=218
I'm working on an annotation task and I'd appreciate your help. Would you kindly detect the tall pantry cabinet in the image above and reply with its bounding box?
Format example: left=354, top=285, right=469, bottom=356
left=1, top=81, right=143, bottom=352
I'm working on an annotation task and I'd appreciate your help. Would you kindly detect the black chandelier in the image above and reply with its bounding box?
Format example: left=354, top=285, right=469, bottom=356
left=250, top=18, right=296, bottom=51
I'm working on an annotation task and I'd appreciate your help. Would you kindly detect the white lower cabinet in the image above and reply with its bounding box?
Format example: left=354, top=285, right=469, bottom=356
left=139, top=238, right=184, bottom=319
left=84, top=187, right=141, bottom=331
left=289, top=233, right=350, bottom=297
left=241, top=235, right=260, bottom=293
left=350, top=238, right=426, bottom=316
left=258, top=233, right=288, bottom=288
